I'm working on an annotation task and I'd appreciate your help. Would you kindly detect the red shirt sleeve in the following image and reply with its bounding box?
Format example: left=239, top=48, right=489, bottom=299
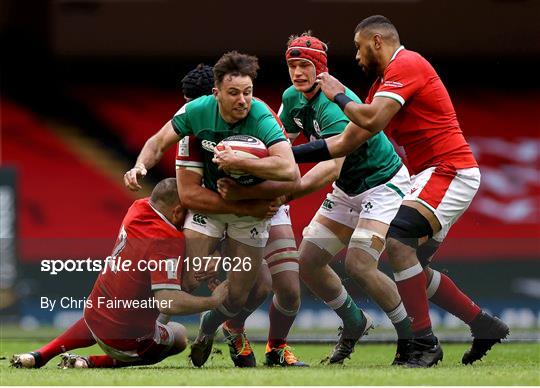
left=148, top=238, right=184, bottom=291
left=175, top=135, right=204, bottom=168
left=374, top=54, right=427, bottom=106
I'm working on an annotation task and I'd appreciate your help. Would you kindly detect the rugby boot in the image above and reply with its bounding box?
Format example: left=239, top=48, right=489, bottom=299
left=58, top=353, right=90, bottom=368
left=189, top=311, right=215, bottom=367
left=403, top=335, right=443, bottom=368
left=391, top=339, right=411, bottom=366
left=462, top=311, right=510, bottom=365
left=323, top=311, right=374, bottom=364
left=10, top=352, right=44, bottom=368
left=222, top=322, right=256, bottom=368
left=265, top=343, right=308, bottom=367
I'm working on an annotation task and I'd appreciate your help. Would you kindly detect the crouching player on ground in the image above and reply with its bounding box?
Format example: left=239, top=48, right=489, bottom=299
left=11, top=178, right=228, bottom=369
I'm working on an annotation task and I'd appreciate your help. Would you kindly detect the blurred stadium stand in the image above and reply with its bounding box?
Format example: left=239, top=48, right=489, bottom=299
left=1, top=0, right=538, bottom=337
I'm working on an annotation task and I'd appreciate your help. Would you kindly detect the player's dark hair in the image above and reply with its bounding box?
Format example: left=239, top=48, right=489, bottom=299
left=181, top=63, right=214, bottom=99
left=355, top=15, right=399, bottom=41
left=213, top=51, right=259, bottom=86
left=150, top=178, right=179, bottom=207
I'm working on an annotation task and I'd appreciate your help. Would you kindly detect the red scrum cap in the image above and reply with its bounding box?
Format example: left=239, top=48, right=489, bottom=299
left=286, top=35, right=328, bottom=75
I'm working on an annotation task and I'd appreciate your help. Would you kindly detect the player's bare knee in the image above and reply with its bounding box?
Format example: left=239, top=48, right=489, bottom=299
left=167, top=322, right=188, bottom=353
left=345, top=253, right=378, bottom=288
left=301, top=222, right=345, bottom=264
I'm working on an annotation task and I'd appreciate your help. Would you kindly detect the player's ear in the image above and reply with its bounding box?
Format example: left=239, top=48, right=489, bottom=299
left=212, top=87, right=219, bottom=98
left=172, top=204, right=186, bottom=227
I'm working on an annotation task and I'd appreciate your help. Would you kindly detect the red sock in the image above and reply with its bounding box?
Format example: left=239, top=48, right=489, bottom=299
left=268, top=297, right=297, bottom=349
left=395, top=264, right=432, bottom=336
left=429, top=271, right=481, bottom=324
left=225, top=308, right=253, bottom=332
left=36, top=318, right=96, bottom=364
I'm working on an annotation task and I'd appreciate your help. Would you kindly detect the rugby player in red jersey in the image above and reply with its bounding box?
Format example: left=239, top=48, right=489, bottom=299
left=11, top=178, right=228, bottom=369
left=292, top=15, right=509, bottom=367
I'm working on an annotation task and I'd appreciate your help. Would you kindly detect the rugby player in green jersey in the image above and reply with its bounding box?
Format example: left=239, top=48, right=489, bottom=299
left=124, top=52, right=299, bottom=368
left=282, top=33, right=413, bottom=364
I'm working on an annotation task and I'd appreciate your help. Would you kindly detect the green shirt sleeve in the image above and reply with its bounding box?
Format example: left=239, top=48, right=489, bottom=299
left=256, top=113, right=287, bottom=147
left=319, top=87, right=363, bottom=138
left=171, top=103, right=193, bottom=137
left=279, top=88, right=301, bottom=136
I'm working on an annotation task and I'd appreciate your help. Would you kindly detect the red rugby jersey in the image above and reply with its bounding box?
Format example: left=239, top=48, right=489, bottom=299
left=366, top=46, right=478, bottom=174
left=84, top=198, right=184, bottom=346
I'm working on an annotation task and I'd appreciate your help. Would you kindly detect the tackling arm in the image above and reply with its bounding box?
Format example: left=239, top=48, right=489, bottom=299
left=177, top=168, right=278, bottom=219
left=214, top=141, right=300, bottom=182
left=154, top=281, right=227, bottom=315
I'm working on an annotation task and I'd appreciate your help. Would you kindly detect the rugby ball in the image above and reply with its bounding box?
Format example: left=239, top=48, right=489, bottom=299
left=215, top=135, right=268, bottom=185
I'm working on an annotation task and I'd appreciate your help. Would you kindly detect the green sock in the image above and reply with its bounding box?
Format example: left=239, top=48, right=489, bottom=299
left=334, top=295, right=366, bottom=337
left=393, top=317, right=413, bottom=339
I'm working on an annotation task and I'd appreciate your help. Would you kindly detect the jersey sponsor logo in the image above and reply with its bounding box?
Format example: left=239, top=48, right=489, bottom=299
left=178, top=137, right=190, bottom=157
left=383, top=80, right=403, bottom=88
left=322, top=199, right=334, bottom=211
left=293, top=117, right=304, bottom=129
left=250, top=227, right=259, bottom=239
left=201, top=139, right=217, bottom=153
left=192, top=213, right=208, bottom=226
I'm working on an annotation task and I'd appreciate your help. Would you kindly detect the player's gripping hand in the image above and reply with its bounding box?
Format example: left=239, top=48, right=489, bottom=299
left=240, top=199, right=279, bottom=219
left=124, top=163, right=147, bottom=191
left=194, top=257, right=220, bottom=282
left=211, top=280, right=229, bottom=305
left=213, top=144, right=241, bottom=171
left=316, top=72, right=346, bottom=101
left=217, top=177, right=246, bottom=200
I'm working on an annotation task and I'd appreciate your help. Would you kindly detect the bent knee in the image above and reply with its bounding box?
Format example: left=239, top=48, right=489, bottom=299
left=167, top=322, right=188, bottom=353
left=345, top=255, right=379, bottom=288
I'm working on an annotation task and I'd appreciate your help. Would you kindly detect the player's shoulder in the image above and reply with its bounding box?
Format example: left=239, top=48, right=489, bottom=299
left=250, top=97, right=276, bottom=118
left=282, top=85, right=299, bottom=102
left=186, top=95, right=216, bottom=112
left=126, top=199, right=182, bottom=238
left=391, top=48, right=431, bottom=72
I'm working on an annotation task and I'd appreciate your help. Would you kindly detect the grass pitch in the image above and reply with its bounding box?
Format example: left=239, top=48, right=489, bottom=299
left=1, top=340, right=539, bottom=385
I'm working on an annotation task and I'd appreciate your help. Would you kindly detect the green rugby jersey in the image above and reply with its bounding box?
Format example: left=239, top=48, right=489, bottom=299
left=279, top=86, right=402, bottom=195
left=171, top=95, right=287, bottom=192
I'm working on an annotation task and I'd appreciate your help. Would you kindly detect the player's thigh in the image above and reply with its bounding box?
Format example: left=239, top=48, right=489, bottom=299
left=183, top=211, right=223, bottom=256
left=225, top=238, right=265, bottom=304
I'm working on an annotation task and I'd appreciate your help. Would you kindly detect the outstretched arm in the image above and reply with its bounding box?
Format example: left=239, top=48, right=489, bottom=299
left=316, top=72, right=402, bottom=133
left=124, top=121, right=180, bottom=190
left=292, top=121, right=373, bottom=163
left=154, top=280, right=228, bottom=315
left=289, top=158, right=343, bottom=201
